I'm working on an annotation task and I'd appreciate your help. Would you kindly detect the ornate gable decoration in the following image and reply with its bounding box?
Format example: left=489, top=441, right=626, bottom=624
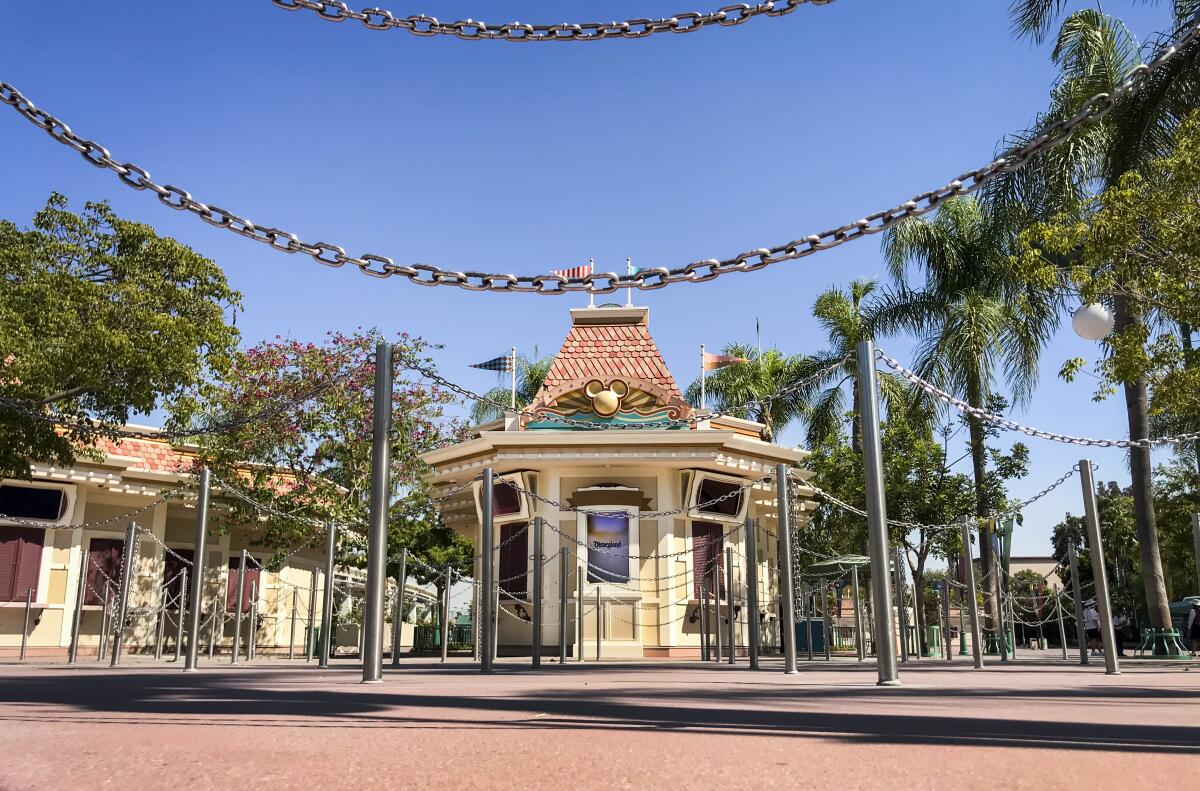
left=526, top=307, right=691, bottom=430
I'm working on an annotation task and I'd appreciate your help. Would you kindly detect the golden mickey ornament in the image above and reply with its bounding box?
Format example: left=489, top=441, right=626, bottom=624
left=584, top=379, right=629, bottom=417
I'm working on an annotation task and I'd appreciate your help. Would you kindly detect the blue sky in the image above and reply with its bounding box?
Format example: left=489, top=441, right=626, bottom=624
left=0, top=1, right=1179, bottom=557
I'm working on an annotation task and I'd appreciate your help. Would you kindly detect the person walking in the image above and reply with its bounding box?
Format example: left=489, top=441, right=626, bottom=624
left=1083, top=599, right=1102, bottom=656
left=1188, top=601, right=1200, bottom=657
left=1112, top=610, right=1130, bottom=657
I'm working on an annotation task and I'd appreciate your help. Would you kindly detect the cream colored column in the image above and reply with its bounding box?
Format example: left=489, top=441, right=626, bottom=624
left=56, top=485, right=91, bottom=646
left=543, top=471, right=561, bottom=654
left=655, top=469, right=677, bottom=650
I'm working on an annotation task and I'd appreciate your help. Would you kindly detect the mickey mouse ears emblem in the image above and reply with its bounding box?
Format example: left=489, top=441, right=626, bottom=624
left=584, top=379, right=629, bottom=417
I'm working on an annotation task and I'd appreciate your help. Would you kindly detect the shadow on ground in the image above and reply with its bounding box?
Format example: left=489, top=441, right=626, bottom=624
left=0, top=661, right=1196, bottom=754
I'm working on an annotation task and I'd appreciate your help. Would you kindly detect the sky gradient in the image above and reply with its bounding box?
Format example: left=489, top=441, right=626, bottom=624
left=0, top=1, right=1177, bottom=558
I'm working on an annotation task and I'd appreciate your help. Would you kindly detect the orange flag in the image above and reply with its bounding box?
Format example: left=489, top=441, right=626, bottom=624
left=702, top=351, right=749, bottom=371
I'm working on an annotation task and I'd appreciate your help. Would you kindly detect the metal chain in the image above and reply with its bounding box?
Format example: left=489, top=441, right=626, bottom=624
left=272, top=0, right=831, bottom=42
left=878, top=350, right=1200, bottom=449
left=405, top=355, right=849, bottom=430
left=0, top=488, right=185, bottom=531
left=138, top=526, right=196, bottom=567
left=4, top=16, right=1197, bottom=294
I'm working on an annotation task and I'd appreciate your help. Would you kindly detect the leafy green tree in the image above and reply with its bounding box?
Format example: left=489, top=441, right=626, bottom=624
left=878, top=195, right=1055, bottom=632
left=683, top=344, right=811, bottom=442
left=996, top=3, right=1200, bottom=633
left=175, top=330, right=467, bottom=578
left=469, top=348, right=554, bottom=424
left=1152, top=460, right=1200, bottom=596
left=1050, top=481, right=1142, bottom=619
left=0, top=193, right=240, bottom=478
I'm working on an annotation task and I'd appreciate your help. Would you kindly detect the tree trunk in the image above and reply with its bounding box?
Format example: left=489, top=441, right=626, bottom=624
left=966, top=379, right=1001, bottom=641
left=1116, top=298, right=1173, bottom=629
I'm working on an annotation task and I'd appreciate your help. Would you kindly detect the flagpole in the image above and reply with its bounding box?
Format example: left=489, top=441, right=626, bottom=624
left=510, top=347, right=517, bottom=410
left=626, top=257, right=632, bottom=308
left=588, top=258, right=595, bottom=309
left=700, top=344, right=706, bottom=410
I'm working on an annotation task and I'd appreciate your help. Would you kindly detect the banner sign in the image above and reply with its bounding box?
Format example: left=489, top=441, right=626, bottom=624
left=587, top=513, right=630, bottom=583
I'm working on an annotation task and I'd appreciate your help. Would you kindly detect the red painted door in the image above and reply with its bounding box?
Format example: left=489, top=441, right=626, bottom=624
left=0, top=526, right=44, bottom=601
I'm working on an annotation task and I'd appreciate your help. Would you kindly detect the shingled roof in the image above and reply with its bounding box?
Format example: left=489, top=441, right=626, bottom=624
left=532, top=306, right=688, bottom=411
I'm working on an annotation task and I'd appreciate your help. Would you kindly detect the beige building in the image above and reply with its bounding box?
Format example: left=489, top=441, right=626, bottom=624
left=423, top=306, right=817, bottom=659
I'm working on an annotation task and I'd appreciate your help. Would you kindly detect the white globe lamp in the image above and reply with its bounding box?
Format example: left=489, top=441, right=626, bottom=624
left=1071, top=303, right=1114, bottom=341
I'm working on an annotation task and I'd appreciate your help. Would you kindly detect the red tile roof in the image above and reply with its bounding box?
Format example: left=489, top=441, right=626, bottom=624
left=91, top=436, right=194, bottom=474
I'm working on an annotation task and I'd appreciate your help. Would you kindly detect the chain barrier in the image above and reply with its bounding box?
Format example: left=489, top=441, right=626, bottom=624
left=499, top=475, right=769, bottom=521
left=0, top=488, right=186, bottom=531
left=4, top=17, right=1198, bottom=294
left=406, top=356, right=849, bottom=430
left=272, top=0, right=830, bottom=42
left=877, top=350, right=1200, bottom=449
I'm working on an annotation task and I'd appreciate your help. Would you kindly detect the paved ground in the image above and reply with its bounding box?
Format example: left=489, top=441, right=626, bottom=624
left=0, top=655, right=1197, bottom=790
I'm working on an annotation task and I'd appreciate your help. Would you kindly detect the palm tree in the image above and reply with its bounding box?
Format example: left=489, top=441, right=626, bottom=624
left=989, top=3, right=1200, bottom=636
left=682, top=345, right=810, bottom=442
left=804, top=279, right=918, bottom=453
left=877, top=195, right=1062, bottom=641
left=469, top=348, right=554, bottom=424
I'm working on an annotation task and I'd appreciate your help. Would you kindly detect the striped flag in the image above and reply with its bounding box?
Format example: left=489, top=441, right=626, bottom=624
left=551, top=263, right=593, bottom=280
left=470, top=354, right=513, bottom=372
left=702, top=351, right=749, bottom=371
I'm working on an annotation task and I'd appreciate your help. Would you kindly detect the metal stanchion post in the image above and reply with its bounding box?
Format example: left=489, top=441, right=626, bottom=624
left=1055, top=586, right=1069, bottom=660
left=576, top=569, right=584, bottom=663
left=232, top=550, right=246, bottom=665
left=19, top=588, right=32, bottom=661
left=942, top=580, right=952, bottom=661
left=911, top=582, right=924, bottom=658
left=289, top=587, right=299, bottom=661
left=491, top=583, right=499, bottom=662
left=713, top=576, right=722, bottom=663
left=822, top=584, right=831, bottom=661
left=699, top=581, right=709, bottom=662
left=595, top=588, right=601, bottom=662
left=68, top=551, right=87, bottom=665
left=851, top=565, right=864, bottom=661
left=308, top=569, right=319, bottom=662
left=775, top=462, right=800, bottom=675
left=559, top=549, right=568, bottom=664
left=480, top=468, right=495, bottom=673
left=174, top=569, right=187, bottom=662
left=958, top=517, right=984, bottom=669
left=726, top=546, right=735, bottom=665
left=532, top=516, right=543, bottom=669
left=1079, top=459, right=1120, bottom=675
left=248, top=581, right=258, bottom=661
left=110, top=522, right=139, bottom=667
left=185, top=467, right=210, bottom=671
left=209, top=608, right=218, bottom=660
left=319, top=524, right=336, bottom=669
left=392, top=547, right=407, bottom=667
left=858, top=340, right=899, bottom=685
left=441, top=567, right=451, bottom=664
left=894, top=547, right=909, bottom=663
left=745, top=517, right=761, bottom=670
left=805, top=587, right=814, bottom=661
left=1068, top=541, right=1088, bottom=665
left=154, top=596, right=166, bottom=660
left=994, top=549, right=1009, bottom=662
left=98, top=586, right=111, bottom=662
left=362, top=341, right=393, bottom=684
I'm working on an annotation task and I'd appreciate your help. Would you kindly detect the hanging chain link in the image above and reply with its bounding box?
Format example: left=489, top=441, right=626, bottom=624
left=877, top=350, right=1200, bottom=449
left=271, top=0, right=831, bottom=42
left=3, top=15, right=1197, bottom=294
left=0, top=488, right=185, bottom=531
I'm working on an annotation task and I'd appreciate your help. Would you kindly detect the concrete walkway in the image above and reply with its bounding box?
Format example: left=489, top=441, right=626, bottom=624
left=0, top=657, right=1197, bottom=789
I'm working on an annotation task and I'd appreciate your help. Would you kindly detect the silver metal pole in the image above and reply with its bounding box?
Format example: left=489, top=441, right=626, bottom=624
left=894, top=548, right=909, bottom=663
left=154, top=595, right=166, bottom=660
left=1079, top=459, right=1120, bottom=675
left=209, top=604, right=218, bottom=660
left=184, top=467, right=210, bottom=671
left=19, top=588, right=32, bottom=661
left=804, top=587, right=814, bottom=661
left=857, top=340, right=899, bottom=685
left=362, top=340, right=393, bottom=684
left=1054, top=585, right=1069, bottom=661
left=392, top=548, right=407, bottom=666
left=174, top=569, right=186, bottom=662
left=726, top=546, right=736, bottom=665
left=110, top=521, right=139, bottom=667
left=595, top=588, right=601, bottom=662
left=1068, top=540, right=1088, bottom=665
left=559, top=549, right=568, bottom=664
left=308, top=568, right=319, bottom=662
left=942, top=580, right=952, bottom=661
left=491, top=583, right=499, bottom=661
left=745, top=517, right=761, bottom=670
left=319, top=524, right=336, bottom=669
left=480, top=467, right=495, bottom=673
left=248, top=581, right=257, bottom=661
left=775, top=462, right=800, bottom=675
left=68, top=550, right=87, bottom=665
left=822, top=584, right=832, bottom=661
left=289, top=587, right=298, bottom=661
left=576, top=568, right=584, bottom=663
left=532, top=516, right=543, bottom=669
left=98, top=586, right=110, bottom=662
left=440, top=567, right=451, bottom=663
left=851, top=566, right=864, bottom=661
left=232, top=549, right=246, bottom=666
left=699, top=580, right=709, bottom=662
left=958, top=517, right=984, bottom=669
left=994, top=549, right=1009, bottom=662
left=713, top=576, right=722, bottom=663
